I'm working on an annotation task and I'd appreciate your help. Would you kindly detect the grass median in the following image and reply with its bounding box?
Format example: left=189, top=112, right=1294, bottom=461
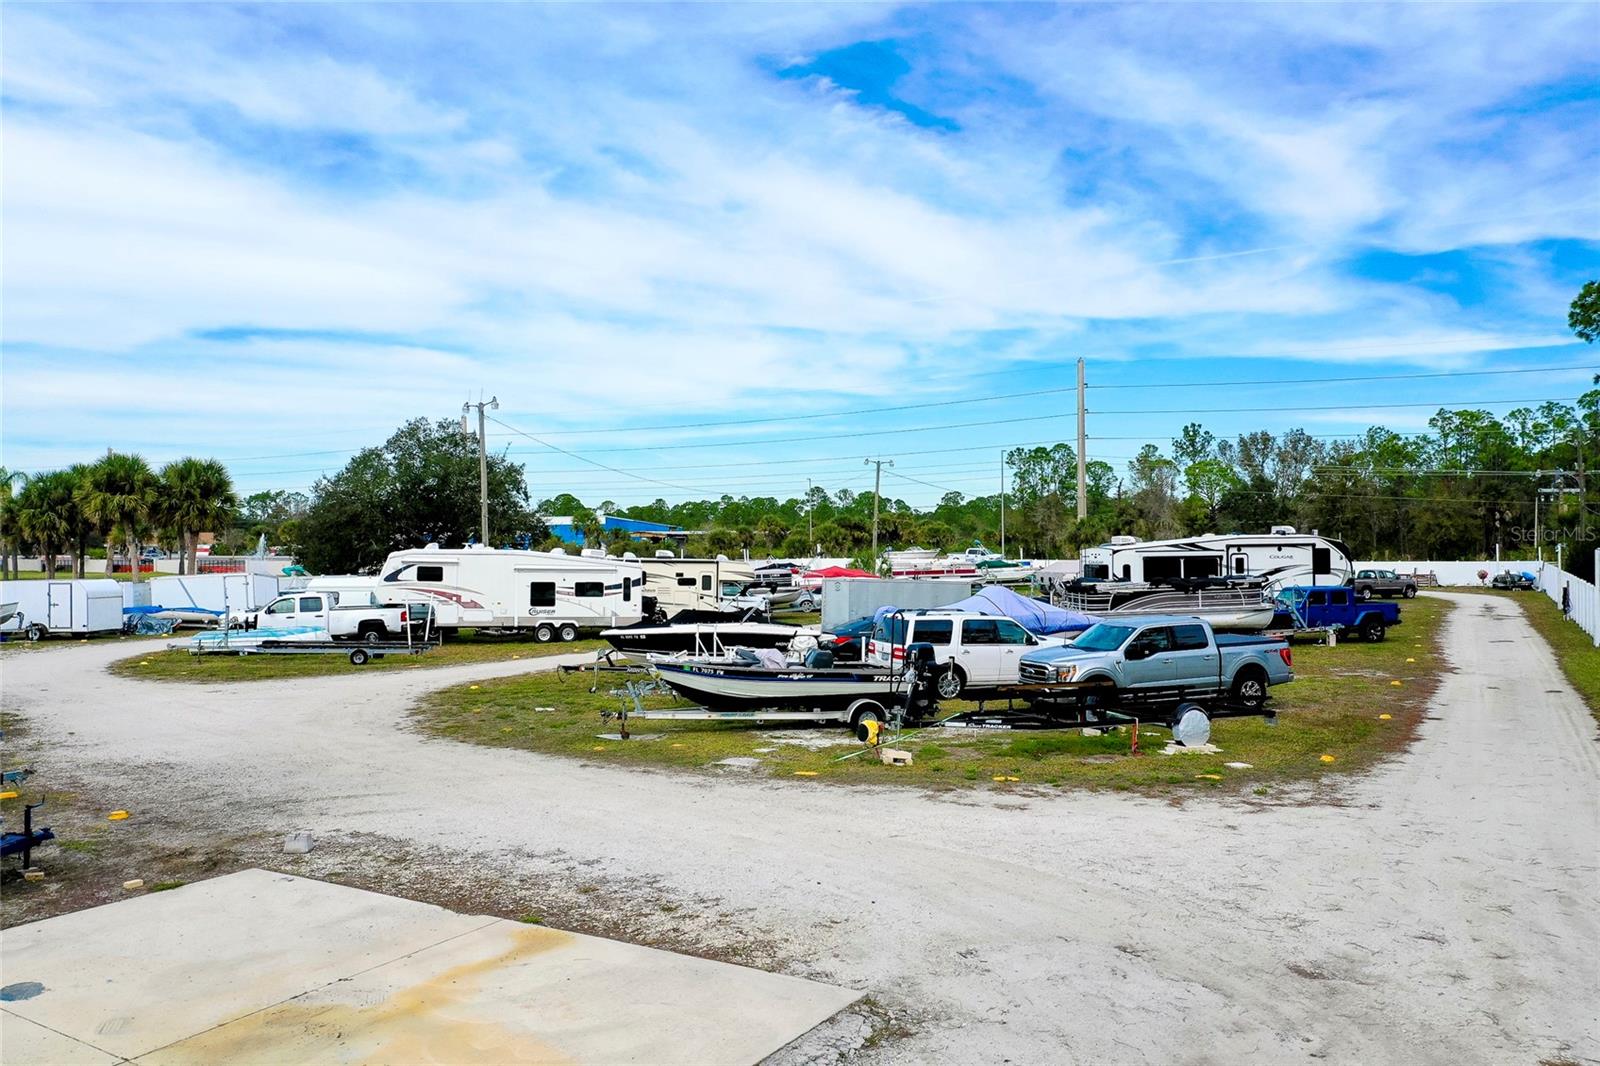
left=107, top=634, right=607, bottom=681
left=413, top=596, right=1447, bottom=794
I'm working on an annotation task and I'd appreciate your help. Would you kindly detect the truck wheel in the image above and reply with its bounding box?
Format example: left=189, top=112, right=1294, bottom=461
left=1360, top=618, right=1387, bottom=642
left=934, top=664, right=966, bottom=700
left=534, top=624, right=555, bottom=643
left=1231, top=668, right=1268, bottom=710
left=348, top=647, right=371, bottom=666
left=1355, top=587, right=1370, bottom=601
left=25, top=623, right=46, bottom=643
left=558, top=624, right=578, bottom=642
left=1403, top=586, right=1417, bottom=599
left=360, top=626, right=384, bottom=644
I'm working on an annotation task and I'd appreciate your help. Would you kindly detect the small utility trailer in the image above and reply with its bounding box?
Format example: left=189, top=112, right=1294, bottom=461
left=183, top=630, right=436, bottom=666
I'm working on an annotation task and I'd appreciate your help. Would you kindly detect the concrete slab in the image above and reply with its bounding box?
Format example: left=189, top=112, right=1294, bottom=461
left=1, top=870, right=859, bottom=1065
left=0, top=869, right=494, bottom=1059
left=0, top=1010, right=121, bottom=1065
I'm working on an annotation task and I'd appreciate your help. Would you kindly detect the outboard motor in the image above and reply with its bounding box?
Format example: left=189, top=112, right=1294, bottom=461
left=901, top=641, right=939, bottom=720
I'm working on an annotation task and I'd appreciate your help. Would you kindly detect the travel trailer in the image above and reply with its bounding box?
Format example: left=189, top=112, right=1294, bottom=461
left=638, top=555, right=757, bottom=617
left=375, top=544, right=644, bottom=639
left=0, top=579, right=124, bottom=640
left=1079, top=528, right=1354, bottom=590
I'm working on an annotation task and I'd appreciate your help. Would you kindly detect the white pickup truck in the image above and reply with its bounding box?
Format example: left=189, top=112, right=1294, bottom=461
left=232, top=591, right=413, bottom=643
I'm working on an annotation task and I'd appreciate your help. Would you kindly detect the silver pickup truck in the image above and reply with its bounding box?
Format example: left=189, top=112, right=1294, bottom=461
left=1018, top=615, right=1292, bottom=712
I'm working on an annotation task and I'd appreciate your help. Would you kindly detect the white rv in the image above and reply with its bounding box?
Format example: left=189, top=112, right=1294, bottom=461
left=374, top=544, right=644, bottom=640
left=1079, top=527, right=1354, bottom=590
left=0, top=578, right=124, bottom=640
left=638, top=555, right=758, bottom=617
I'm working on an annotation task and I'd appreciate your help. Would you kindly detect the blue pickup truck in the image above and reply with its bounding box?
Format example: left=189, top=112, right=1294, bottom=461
left=1272, top=585, right=1402, bottom=641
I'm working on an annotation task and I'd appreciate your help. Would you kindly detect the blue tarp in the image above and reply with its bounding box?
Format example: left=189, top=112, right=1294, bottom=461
left=872, top=586, right=1098, bottom=635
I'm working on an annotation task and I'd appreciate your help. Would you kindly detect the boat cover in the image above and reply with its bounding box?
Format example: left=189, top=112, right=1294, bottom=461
left=939, top=585, right=1098, bottom=634
left=871, top=586, right=1098, bottom=635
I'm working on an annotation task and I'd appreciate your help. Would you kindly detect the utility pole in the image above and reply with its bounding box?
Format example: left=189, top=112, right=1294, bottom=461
left=462, top=396, right=499, bottom=545
left=806, top=478, right=814, bottom=548
left=999, top=452, right=1006, bottom=556
left=1076, top=357, right=1088, bottom=520
left=864, top=457, right=893, bottom=562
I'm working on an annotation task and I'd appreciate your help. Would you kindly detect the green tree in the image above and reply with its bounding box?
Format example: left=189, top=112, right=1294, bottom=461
left=296, top=418, right=541, bottom=573
left=0, top=468, right=27, bottom=579
left=160, top=457, right=238, bottom=575
left=14, top=470, right=80, bottom=576
left=79, top=452, right=158, bottom=582
left=1570, top=279, right=1599, bottom=344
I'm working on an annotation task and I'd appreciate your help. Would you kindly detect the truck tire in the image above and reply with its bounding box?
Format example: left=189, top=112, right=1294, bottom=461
left=359, top=624, right=384, bottom=644
left=534, top=624, right=555, bottom=643
left=25, top=623, right=46, bottom=643
left=1360, top=618, right=1387, bottom=642
left=558, top=623, right=578, bottom=642
left=348, top=647, right=371, bottom=666
left=1403, top=586, right=1417, bottom=599
left=933, top=664, right=966, bottom=700
left=1355, top=587, right=1370, bottom=602
left=1230, top=667, right=1268, bottom=710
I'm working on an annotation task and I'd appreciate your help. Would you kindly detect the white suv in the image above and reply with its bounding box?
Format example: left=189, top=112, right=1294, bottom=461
left=867, top=610, right=1067, bottom=698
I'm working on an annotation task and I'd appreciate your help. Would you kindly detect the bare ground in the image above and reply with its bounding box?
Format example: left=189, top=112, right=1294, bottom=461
left=1, top=591, right=1596, bottom=1065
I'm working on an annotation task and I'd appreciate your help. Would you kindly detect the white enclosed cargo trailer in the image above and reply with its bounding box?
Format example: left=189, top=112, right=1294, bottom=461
left=375, top=544, right=644, bottom=639
left=0, top=578, right=124, bottom=640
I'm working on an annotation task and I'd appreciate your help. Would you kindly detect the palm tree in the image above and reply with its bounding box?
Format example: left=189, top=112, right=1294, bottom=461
left=79, top=452, right=157, bottom=582
left=13, top=471, right=78, bottom=576
left=0, top=468, right=27, bottom=579
left=65, top=463, right=95, bottom=578
left=160, top=458, right=237, bottom=575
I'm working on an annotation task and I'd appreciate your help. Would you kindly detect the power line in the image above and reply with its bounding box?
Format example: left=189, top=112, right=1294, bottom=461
left=485, top=413, right=702, bottom=493
left=1092, top=363, right=1597, bottom=390
left=481, top=364, right=1594, bottom=439
left=495, top=396, right=1574, bottom=455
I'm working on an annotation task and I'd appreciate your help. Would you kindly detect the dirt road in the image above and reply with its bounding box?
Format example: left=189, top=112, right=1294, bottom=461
left=3, top=592, right=1596, bottom=1064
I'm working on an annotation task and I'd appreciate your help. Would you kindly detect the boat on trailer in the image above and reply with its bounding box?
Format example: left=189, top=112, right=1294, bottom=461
left=1050, top=576, right=1276, bottom=632
left=599, top=608, right=806, bottom=663
left=649, top=655, right=908, bottom=712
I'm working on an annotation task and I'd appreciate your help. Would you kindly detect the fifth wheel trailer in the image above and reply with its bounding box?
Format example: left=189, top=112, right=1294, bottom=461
left=0, top=579, right=124, bottom=640
left=1079, top=527, right=1354, bottom=590
left=375, top=544, right=644, bottom=638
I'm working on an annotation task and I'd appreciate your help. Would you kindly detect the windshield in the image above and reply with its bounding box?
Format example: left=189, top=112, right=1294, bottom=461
left=1067, top=623, right=1136, bottom=652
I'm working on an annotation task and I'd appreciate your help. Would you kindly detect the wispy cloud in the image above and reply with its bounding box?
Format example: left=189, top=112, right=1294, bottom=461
left=3, top=3, right=1596, bottom=500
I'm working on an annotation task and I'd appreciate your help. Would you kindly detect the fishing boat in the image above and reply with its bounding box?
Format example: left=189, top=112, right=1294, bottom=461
left=1051, top=576, right=1277, bottom=631
left=649, top=655, right=907, bottom=711
left=600, top=608, right=807, bottom=663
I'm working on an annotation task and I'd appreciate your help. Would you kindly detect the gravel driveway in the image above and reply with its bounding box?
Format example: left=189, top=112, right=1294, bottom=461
left=4, top=592, right=1596, bottom=1065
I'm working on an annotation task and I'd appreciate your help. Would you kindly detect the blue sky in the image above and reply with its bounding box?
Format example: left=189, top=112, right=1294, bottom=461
left=3, top=3, right=1597, bottom=507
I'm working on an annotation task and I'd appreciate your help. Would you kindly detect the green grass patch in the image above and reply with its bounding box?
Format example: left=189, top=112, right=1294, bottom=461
left=108, top=635, right=607, bottom=682
left=412, top=596, right=1448, bottom=794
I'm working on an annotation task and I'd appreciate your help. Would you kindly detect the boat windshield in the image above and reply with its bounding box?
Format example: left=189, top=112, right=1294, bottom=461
left=1068, top=623, right=1137, bottom=651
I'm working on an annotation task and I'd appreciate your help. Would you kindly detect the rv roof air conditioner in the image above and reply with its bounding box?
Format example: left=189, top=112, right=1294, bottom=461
left=1109, top=536, right=1138, bottom=546
left=1270, top=525, right=1297, bottom=535
left=655, top=550, right=675, bottom=558
left=423, top=542, right=440, bottom=550
left=549, top=547, right=567, bottom=555
left=622, top=552, right=639, bottom=561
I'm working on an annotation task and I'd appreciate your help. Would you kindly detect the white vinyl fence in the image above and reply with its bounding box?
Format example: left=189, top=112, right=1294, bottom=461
left=1533, top=558, right=1600, bottom=647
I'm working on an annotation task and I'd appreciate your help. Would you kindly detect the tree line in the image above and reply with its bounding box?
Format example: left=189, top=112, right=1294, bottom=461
left=0, top=454, right=236, bottom=580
